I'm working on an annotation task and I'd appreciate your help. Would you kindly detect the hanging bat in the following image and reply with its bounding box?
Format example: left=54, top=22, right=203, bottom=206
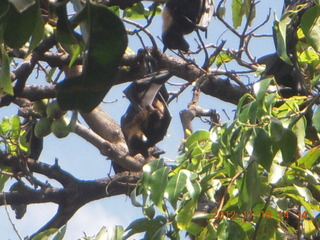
left=162, top=0, right=214, bottom=52
left=121, top=71, right=172, bottom=158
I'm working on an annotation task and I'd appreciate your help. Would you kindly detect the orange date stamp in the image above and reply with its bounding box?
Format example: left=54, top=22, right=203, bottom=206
left=211, top=210, right=308, bottom=220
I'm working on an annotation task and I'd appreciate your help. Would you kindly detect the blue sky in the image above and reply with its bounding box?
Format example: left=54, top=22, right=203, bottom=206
left=1, top=1, right=283, bottom=239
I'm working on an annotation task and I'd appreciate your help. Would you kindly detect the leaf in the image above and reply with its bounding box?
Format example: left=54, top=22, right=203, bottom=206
left=251, top=129, right=273, bottom=171
left=232, top=0, right=243, bottom=29
left=301, top=6, right=320, bottom=52
left=113, top=226, right=125, bottom=240
left=273, top=15, right=292, bottom=65
left=217, top=220, right=248, bottom=240
left=185, top=130, right=210, bottom=150
left=56, top=3, right=79, bottom=45
left=280, top=128, right=297, bottom=165
left=268, top=163, right=286, bottom=184
left=123, top=216, right=166, bottom=240
left=28, top=6, right=44, bottom=52
left=186, top=179, right=201, bottom=203
left=31, top=228, right=59, bottom=240
left=296, top=147, right=320, bottom=169
left=9, top=0, right=35, bottom=12
left=215, top=51, right=234, bottom=67
left=130, top=188, right=143, bottom=207
left=253, top=78, right=272, bottom=104
left=238, top=161, right=260, bottom=212
left=294, top=184, right=314, bottom=203
left=149, top=167, right=170, bottom=212
left=239, top=101, right=258, bottom=124
left=56, top=2, right=128, bottom=112
left=0, top=167, right=10, bottom=191
left=95, top=226, right=108, bottom=240
left=177, top=200, right=196, bottom=230
left=312, top=106, right=320, bottom=132
left=244, top=0, right=255, bottom=26
left=253, top=218, right=277, bottom=240
left=303, top=219, right=318, bottom=238
left=270, top=118, right=284, bottom=151
left=124, top=218, right=153, bottom=239
left=4, top=2, right=38, bottom=48
left=10, top=115, right=20, bottom=138
left=166, top=170, right=189, bottom=208
left=0, top=45, right=13, bottom=95
left=52, top=225, right=66, bottom=240
left=123, top=2, right=146, bottom=19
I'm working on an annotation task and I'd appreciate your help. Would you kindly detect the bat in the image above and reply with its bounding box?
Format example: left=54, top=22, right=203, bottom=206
left=162, top=0, right=214, bottom=52
left=121, top=71, right=172, bottom=158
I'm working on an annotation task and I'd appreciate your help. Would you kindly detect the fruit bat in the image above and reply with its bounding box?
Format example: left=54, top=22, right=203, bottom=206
left=257, top=1, right=314, bottom=97
left=121, top=71, right=172, bottom=158
left=258, top=53, right=303, bottom=98
left=162, top=0, right=214, bottom=52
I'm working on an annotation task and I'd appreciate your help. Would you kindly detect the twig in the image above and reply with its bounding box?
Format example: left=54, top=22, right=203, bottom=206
left=3, top=193, right=23, bottom=240
left=123, top=18, right=158, bottom=50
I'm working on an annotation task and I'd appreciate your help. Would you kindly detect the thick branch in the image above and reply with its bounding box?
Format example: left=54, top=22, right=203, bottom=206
left=0, top=152, right=141, bottom=237
left=74, top=122, right=145, bottom=171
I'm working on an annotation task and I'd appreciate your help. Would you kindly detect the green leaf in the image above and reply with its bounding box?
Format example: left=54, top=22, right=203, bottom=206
left=238, top=162, right=260, bottom=212
left=28, top=6, right=44, bottom=52
left=4, top=2, right=38, bottom=48
left=149, top=167, right=170, bottom=212
left=232, top=0, right=243, bottom=28
left=293, top=184, right=314, bottom=203
left=94, top=226, right=108, bottom=240
left=253, top=78, right=272, bottom=104
left=166, top=170, right=189, bottom=208
left=143, top=205, right=155, bottom=219
left=56, top=2, right=128, bottom=112
left=0, top=45, right=13, bottom=95
left=10, top=115, right=20, bottom=138
left=52, top=225, right=66, bottom=240
left=31, top=228, right=59, bottom=240
left=239, top=101, right=258, bottom=124
left=113, top=226, right=125, bottom=240
left=251, top=129, right=273, bottom=171
left=124, top=216, right=166, bottom=240
left=312, top=107, right=320, bottom=132
left=270, top=118, right=284, bottom=151
left=130, top=188, right=143, bottom=207
left=301, top=6, right=320, bottom=52
left=177, top=200, right=196, bottom=230
left=56, top=3, right=79, bottom=45
left=0, top=117, right=10, bottom=135
left=273, top=15, right=292, bottom=65
left=0, top=167, right=10, bottom=191
left=123, top=2, right=146, bottom=19
left=280, top=128, right=297, bottom=165
left=186, top=179, right=201, bottom=203
left=124, top=218, right=149, bottom=239
left=291, top=117, right=306, bottom=154
left=9, top=0, right=35, bottom=12
left=217, top=220, right=248, bottom=240
left=215, top=51, right=234, bottom=67
left=253, top=218, right=277, bottom=240
left=296, top=147, right=320, bottom=169
left=268, top=163, right=286, bottom=184
left=244, top=0, right=255, bottom=26
left=185, top=130, right=210, bottom=150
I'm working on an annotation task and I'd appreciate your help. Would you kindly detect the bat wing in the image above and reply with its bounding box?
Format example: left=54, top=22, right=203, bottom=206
left=123, top=71, right=172, bottom=110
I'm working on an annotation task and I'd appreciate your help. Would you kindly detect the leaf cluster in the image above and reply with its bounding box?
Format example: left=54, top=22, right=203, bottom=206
left=125, top=80, right=320, bottom=240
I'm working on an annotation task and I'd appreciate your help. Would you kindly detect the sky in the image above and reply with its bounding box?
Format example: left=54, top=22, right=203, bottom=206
left=1, top=0, right=283, bottom=239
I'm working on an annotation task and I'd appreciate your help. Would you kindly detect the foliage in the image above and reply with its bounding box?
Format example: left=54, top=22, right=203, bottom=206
left=125, top=81, right=320, bottom=239
left=0, top=0, right=319, bottom=239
